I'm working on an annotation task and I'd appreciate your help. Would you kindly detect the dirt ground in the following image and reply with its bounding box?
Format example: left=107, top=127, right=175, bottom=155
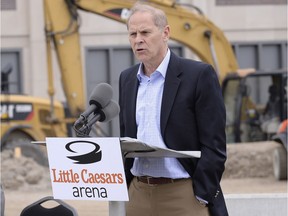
left=1, top=141, right=287, bottom=216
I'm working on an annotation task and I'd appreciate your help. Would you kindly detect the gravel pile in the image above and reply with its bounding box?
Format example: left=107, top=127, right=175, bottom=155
left=1, top=150, right=51, bottom=191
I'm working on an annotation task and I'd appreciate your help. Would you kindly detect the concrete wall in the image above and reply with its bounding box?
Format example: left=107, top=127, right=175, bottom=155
left=191, top=0, right=287, bottom=41
left=225, top=193, right=288, bottom=216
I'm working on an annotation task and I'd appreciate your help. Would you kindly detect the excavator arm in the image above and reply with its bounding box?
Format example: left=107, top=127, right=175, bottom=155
left=44, top=0, right=239, bottom=116
left=75, top=0, right=238, bottom=77
left=44, top=0, right=85, bottom=117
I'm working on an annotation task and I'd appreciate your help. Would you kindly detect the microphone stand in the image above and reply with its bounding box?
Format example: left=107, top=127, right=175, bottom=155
left=73, top=118, right=92, bottom=137
left=73, top=111, right=104, bottom=137
left=73, top=121, right=91, bottom=137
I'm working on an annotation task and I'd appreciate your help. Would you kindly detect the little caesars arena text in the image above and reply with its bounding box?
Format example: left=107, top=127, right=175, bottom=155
left=51, top=168, right=124, bottom=198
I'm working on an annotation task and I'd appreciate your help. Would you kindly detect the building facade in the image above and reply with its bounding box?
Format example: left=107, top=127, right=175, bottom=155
left=1, top=0, right=287, bottom=136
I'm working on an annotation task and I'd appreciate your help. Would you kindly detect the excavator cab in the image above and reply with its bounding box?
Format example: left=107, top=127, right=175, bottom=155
left=222, top=70, right=287, bottom=144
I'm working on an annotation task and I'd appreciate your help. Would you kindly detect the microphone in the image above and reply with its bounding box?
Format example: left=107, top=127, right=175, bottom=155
left=87, top=100, right=120, bottom=125
left=74, top=83, right=113, bottom=126
left=75, top=100, right=120, bottom=136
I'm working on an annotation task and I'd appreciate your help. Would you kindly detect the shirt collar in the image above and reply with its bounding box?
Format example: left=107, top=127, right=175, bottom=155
left=137, top=49, right=171, bottom=81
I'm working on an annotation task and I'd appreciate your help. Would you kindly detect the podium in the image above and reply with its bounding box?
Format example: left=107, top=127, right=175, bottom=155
left=34, top=137, right=200, bottom=216
left=120, top=137, right=201, bottom=158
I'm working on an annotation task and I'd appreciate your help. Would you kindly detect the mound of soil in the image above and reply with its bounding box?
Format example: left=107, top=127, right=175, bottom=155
left=0, top=150, right=51, bottom=191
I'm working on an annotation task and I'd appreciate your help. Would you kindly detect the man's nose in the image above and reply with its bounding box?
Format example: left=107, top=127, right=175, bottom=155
left=135, top=34, right=144, bottom=44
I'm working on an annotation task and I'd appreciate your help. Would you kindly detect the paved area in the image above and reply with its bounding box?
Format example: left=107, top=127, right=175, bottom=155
left=3, top=177, right=287, bottom=216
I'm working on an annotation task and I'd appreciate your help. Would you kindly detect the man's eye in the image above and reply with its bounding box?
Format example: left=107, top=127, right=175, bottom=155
left=129, top=33, right=136, bottom=37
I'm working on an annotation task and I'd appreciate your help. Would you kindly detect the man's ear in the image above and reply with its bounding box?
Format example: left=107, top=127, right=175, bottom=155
left=163, top=25, right=170, bottom=41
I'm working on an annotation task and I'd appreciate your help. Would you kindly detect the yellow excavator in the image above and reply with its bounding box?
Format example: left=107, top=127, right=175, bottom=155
left=1, top=0, right=286, bottom=178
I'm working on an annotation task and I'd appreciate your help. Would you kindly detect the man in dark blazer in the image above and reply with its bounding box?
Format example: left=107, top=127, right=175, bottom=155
left=119, top=3, right=228, bottom=216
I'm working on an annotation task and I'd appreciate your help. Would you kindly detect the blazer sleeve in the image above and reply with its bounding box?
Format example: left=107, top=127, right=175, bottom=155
left=192, top=64, right=227, bottom=204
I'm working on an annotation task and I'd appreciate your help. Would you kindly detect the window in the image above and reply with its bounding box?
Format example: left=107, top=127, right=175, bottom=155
left=1, top=50, right=22, bottom=94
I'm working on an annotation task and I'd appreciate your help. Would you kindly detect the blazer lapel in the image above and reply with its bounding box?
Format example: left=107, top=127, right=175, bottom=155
left=160, top=53, right=181, bottom=136
left=125, top=69, right=139, bottom=137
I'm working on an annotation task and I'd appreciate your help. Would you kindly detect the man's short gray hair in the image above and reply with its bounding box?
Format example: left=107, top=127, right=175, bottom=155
left=127, top=3, right=168, bottom=30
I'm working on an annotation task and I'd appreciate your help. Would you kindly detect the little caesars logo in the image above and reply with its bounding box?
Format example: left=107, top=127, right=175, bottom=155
left=51, top=140, right=124, bottom=199
left=66, top=140, right=102, bottom=164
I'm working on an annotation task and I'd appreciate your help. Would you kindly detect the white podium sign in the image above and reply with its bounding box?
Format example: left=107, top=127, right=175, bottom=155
left=45, top=137, right=128, bottom=201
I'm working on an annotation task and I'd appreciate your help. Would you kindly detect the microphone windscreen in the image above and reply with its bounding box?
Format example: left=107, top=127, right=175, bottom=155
left=101, top=100, right=120, bottom=122
left=89, top=83, right=113, bottom=108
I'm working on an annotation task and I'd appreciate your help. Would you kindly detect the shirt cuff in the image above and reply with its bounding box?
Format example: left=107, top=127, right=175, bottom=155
left=196, top=196, right=208, bottom=205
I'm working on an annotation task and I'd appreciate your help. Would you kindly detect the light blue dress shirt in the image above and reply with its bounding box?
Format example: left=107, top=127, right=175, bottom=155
left=131, top=49, right=190, bottom=179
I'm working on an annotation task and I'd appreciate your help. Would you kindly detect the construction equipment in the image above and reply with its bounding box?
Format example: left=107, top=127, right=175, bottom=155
left=223, top=69, right=287, bottom=143
left=272, top=118, right=287, bottom=180
left=223, top=69, right=287, bottom=180
left=1, top=0, right=286, bottom=172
